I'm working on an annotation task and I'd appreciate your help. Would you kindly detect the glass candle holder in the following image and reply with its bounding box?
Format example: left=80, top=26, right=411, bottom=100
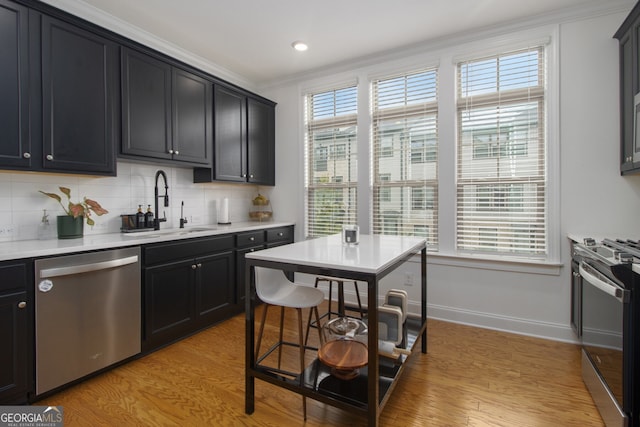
left=319, top=317, right=368, bottom=380
left=342, top=224, right=359, bottom=245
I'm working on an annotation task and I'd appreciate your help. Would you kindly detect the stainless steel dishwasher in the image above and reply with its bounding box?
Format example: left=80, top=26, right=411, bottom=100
left=34, top=246, right=141, bottom=395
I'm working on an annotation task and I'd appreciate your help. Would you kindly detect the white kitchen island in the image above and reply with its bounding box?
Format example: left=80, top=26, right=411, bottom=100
left=244, top=233, right=427, bottom=426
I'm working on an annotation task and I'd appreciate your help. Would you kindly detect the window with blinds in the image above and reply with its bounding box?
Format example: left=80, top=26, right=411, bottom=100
left=304, top=85, right=358, bottom=237
left=456, top=47, right=546, bottom=256
left=372, top=69, right=438, bottom=246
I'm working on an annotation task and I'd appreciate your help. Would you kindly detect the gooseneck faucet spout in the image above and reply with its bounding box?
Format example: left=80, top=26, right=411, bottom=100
left=154, top=170, right=169, bottom=230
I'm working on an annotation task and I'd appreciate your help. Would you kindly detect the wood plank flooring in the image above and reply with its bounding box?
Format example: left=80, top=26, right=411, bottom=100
left=37, top=304, right=604, bottom=426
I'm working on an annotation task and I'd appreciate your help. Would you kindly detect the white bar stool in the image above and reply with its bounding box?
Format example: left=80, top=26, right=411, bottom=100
left=254, top=267, right=324, bottom=420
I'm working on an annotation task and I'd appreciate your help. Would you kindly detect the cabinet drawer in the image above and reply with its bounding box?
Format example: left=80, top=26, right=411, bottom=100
left=236, top=231, right=265, bottom=248
left=266, top=226, right=292, bottom=243
left=0, top=262, right=29, bottom=294
left=144, top=235, right=234, bottom=266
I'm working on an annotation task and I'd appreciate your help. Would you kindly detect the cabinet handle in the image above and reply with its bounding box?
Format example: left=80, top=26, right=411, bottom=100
left=46, top=154, right=53, bottom=161
left=169, top=149, right=174, bottom=154
left=18, top=301, right=26, bottom=309
left=242, top=174, right=246, bottom=178
left=250, top=174, right=254, bottom=178
left=174, top=150, right=179, bottom=155
left=192, top=264, right=197, bottom=269
left=23, top=152, right=31, bottom=159
left=278, top=232, right=283, bottom=237
left=249, top=237, right=255, bottom=241
left=196, top=263, right=202, bottom=268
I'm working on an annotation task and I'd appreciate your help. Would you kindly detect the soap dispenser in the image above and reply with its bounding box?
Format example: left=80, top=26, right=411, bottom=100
left=144, top=205, right=154, bottom=228
left=136, top=205, right=145, bottom=228
left=37, top=209, right=54, bottom=240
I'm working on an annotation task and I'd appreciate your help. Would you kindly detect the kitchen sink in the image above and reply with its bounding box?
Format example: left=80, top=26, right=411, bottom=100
left=122, top=226, right=218, bottom=238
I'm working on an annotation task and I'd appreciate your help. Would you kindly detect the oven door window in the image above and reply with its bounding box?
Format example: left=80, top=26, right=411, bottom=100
left=582, top=275, right=624, bottom=407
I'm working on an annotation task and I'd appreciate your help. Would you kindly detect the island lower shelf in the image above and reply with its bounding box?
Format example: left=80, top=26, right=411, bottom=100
left=250, top=316, right=426, bottom=413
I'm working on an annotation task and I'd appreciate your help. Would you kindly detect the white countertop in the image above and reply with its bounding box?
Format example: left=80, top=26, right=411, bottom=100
left=0, top=221, right=294, bottom=262
left=246, top=233, right=426, bottom=274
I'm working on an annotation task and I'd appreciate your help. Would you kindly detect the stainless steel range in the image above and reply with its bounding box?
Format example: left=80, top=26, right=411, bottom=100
left=572, top=238, right=640, bottom=427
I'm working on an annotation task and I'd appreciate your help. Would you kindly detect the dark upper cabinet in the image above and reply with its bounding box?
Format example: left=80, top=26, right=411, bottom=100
left=247, top=97, right=275, bottom=185
left=121, top=47, right=212, bottom=167
left=0, top=3, right=117, bottom=175
left=172, top=68, right=213, bottom=165
left=194, top=85, right=276, bottom=185
left=121, top=48, right=172, bottom=161
left=615, top=2, right=640, bottom=174
left=0, top=260, right=32, bottom=405
left=40, top=14, right=118, bottom=175
left=0, top=0, right=30, bottom=168
left=213, top=85, right=247, bottom=182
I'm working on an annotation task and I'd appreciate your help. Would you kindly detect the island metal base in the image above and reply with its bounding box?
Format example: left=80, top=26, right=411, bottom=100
left=245, top=238, right=427, bottom=426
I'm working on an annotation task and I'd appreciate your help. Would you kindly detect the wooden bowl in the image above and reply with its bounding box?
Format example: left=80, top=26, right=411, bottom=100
left=318, top=339, right=368, bottom=380
left=249, top=211, right=273, bottom=220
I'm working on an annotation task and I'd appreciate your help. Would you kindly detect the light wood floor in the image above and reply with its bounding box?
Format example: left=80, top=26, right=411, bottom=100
left=37, top=303, right=604, bottom=426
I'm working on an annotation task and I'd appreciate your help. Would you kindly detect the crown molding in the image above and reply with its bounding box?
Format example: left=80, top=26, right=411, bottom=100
left=39, top=0, right=259, bottom=92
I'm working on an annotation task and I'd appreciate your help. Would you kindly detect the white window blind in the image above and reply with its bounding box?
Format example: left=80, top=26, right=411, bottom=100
left=304, top=85, right=358, bottom=238
left=372, top=69, right=438, bottom=246
left=456, top=47, right=546, bottom=256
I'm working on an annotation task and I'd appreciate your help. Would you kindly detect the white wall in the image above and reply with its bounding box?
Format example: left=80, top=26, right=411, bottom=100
left=0, top=161, right=270, bottom=242
left=261, top=6, right=640, bottom=342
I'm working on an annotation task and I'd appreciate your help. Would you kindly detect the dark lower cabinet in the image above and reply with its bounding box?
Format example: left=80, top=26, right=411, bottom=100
left=143, top=226, right=293, bottom=352
left=235, top=226, right=294, bottom=307
left=196, top=251, right=235, bottom=325
left=142, top=235, right=234, bottom=352
left=0, top=260, right=32, bottom=405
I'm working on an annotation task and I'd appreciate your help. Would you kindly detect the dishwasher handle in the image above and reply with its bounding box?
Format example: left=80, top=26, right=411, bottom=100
left=39, top=255, right=139, bottom=278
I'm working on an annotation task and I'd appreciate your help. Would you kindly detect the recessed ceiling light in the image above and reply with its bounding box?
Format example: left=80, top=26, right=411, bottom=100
left=292, top=41, right=308, bottom=52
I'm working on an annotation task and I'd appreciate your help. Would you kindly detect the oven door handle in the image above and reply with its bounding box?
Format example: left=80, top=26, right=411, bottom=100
left=579, top=261, right=630, bottom=303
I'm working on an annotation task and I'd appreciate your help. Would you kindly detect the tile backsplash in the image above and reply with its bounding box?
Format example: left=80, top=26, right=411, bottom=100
left=0, top=160, right=269, bottom=242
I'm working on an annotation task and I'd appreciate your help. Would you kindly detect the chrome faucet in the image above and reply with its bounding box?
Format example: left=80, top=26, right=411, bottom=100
left=154, top=170, right=169, bottom=230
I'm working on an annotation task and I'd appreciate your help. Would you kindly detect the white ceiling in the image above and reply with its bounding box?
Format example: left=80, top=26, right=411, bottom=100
left=50, top=0, right=632, bottom=86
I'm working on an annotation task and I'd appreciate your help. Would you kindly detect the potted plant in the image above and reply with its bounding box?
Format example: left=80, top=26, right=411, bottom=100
left=39, top=187, right=109, bottom=239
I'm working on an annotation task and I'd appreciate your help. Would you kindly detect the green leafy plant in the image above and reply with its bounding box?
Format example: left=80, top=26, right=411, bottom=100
left=39, top=186, right=109, bottom=226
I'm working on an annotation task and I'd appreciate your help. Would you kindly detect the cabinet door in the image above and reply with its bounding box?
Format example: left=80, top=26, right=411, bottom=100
left=122, top=48, right=172, bottom=161
left=620, top=32, right=634, bottom=171
left=143, top=259, right=195, bottom=351
left=196, top=250, right=236, bottom=324
left=235, top=245, right=264, bottom=307
left=214, top=85, right=246, bottom=182
left=172, top=68, right=212, bottom=166
left=247, top=97, right=275, bottom=185
left=40, top=15, right=118, bottom=175
left=0, top=261, right=31, bottom=405
left=0, top=0, right=30, bottom=169
left=0, top=292, right=28, bottom=404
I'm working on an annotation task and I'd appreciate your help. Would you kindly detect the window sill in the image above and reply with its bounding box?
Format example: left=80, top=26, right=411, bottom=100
left=406, top=250, right=563, bottom=276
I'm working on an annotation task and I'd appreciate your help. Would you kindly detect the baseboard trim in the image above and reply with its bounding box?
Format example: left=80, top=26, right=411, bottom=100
left=425, top=303, right=579, bottom=344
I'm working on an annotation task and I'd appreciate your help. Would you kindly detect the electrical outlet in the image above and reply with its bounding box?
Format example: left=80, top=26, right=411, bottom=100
left=0, top=226, right=14, bottom=236
left=404, top=272, right=414, bottom=286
